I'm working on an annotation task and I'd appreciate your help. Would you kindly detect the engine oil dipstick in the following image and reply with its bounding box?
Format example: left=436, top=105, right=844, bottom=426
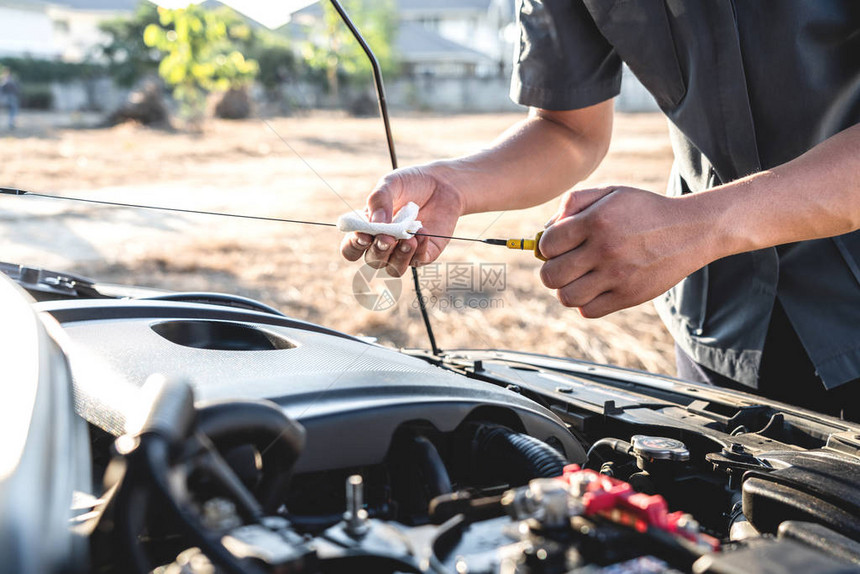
left=1, top=187, right=548, bottom=260
left=411, top=231, right=548, bottom=261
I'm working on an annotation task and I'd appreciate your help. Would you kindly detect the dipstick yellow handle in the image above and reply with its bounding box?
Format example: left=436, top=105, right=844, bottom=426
left=505, top=231, right=546, bottom=261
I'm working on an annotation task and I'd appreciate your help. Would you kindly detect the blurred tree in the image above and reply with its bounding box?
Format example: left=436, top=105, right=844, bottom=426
left=143, top=5, right=259, bottom=125
left=250, top=41, right=298, bottom=93
left=302, top=0, right=398, bottom=98
left=98, top=2, right=162, bottom=88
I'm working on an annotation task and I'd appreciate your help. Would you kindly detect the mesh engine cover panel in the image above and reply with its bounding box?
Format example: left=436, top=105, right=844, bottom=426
left=48, top=301, right=585, bottom=472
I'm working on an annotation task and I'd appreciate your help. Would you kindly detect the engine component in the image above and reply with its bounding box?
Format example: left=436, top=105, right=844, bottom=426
left=13, top=274, right=860, bottom=573
left=706, top=442, right=773, bottom=479
left=742, top=452, right=860, bottom=540
left=502, top=477, right=576, bottom=529
left=558, top=465, right=719, bottom=551
left=196, top=400, right=305, bottom=514
left=47, top=297, right=587, bottom=473
left=630, top=435, right=690, bottom=464
left=387, top=431, right=453, bottom=519
left=777, top=521, right=860, bottom=566
left=435, top=465, right=720, bottom=573
left=221, top=521, right=316, bottom=571
left=586, top=437, right=633, bottom=466
left=428, top=490, right=506, bottom=524
left=163, top=521, right=317, bottom=574
left=692, top=538, right=855, bottom=574
left=472, top=425, right=569, bottom=486
left=343, top=475, right=370, bottom=538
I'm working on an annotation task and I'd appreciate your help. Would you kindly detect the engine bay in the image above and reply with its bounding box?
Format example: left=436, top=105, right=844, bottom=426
left=20, top=290, right=859, bottom=573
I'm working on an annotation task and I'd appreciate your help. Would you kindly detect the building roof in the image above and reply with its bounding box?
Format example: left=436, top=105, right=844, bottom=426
left=292, top=0, right=491, bottom=19
left=0, top=0, right=51, bottom=11
left=396, top=20, right=492, bottom=63
left=49, top=0, right=138, bottom=10
left=398, top=0, right=490, bottom=12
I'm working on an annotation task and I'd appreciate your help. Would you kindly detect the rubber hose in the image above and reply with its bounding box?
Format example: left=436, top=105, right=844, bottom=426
left=585, top=437, right=632, bottom=468
left=138, top=375, right=196, bottom=445
left=196, top=399, right=306, bottom=513
left=473, top=425, right=569, bottom=487
left=411, top=435, right=453, bottom=499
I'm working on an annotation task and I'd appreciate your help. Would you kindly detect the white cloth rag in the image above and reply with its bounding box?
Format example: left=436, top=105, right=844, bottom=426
left=337, top=202, right=422, bottom=240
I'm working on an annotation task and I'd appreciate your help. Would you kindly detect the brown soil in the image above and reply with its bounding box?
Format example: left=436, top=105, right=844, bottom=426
left=0, top=111, right=677, bottom=375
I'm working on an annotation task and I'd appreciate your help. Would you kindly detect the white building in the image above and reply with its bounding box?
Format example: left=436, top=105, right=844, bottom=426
left=0, top=0, right=135, bottom=62
left=289, top=0, right=515, bottom=79
left=397, top=0, right=513, bottom=77
left=0, top=1, right=60, bottom=59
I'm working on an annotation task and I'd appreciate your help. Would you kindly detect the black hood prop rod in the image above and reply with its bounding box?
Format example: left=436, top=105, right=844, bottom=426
left=329, top=0, right=440, bottom=356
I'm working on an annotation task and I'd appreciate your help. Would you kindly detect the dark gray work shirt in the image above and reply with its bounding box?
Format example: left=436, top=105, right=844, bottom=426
left=511, top=0, right=860, bottom=389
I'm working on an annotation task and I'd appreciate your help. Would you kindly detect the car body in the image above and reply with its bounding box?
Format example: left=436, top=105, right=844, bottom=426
left=2, top=264, right=860, bottom=573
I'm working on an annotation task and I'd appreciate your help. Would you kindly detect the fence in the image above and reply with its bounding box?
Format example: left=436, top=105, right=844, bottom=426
left=42, top=64, right=658, bottom=116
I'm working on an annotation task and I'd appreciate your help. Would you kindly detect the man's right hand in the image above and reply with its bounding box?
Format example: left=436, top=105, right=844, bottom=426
left=340, top=164, right=465, bottom=277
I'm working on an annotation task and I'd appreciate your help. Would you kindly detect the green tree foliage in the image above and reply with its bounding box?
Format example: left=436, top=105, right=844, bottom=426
left=222, top=16, right=298, bottom=93
left=249, top=41, right=298, bottom=92
left=98, top=2, right=161, bottom=87
left=143, top=5, right=259, bottom=122
left=302, top=0, right=398, bottom=96
left=100, top=3, right=296, bottom=93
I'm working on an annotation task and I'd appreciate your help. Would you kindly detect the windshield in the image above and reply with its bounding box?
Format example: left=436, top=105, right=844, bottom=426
left=0, top=0, right=674, bottom=376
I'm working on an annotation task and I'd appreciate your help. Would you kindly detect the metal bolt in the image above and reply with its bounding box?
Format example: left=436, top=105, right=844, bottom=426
left=344, top=475, right=369, bottom=537
left=200, top=498, right=241, bottom=531
left=568, top=472, right=597, bottom=498
left=675, top=513, right=700, bottom=534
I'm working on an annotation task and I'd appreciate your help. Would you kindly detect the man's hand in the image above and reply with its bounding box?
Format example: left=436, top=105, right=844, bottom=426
left=539, top=186, right=713, bottom=318
left=340, top=165, right=465, bottom=277
left=340, top=102, right=615, bottom=277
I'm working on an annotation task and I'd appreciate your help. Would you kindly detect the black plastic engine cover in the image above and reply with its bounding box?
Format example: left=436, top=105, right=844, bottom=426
left=693, top=538, right=856, bottom=574
left=38, top=298, right=587, bottom=474
left=742, top=451, right=860, bottom=539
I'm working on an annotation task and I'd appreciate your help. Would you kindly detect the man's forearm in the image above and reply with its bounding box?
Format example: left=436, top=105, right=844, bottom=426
left=690, top=123, right=860, bottom=261
left=427, top=102, right=614, bottom=215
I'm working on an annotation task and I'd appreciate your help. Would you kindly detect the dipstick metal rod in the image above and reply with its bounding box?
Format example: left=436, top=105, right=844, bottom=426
left=0, top=188, right=338, bottom=229
left=0, top=187, right=521, bottom=245
left=1, top=187, right=546, bottom=259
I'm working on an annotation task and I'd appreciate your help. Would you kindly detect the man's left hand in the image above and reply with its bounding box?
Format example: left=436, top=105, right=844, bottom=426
left=539, top=185, right=713, bottom=318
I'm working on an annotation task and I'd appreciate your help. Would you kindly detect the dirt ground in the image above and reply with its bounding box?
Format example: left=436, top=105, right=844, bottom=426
left=0, top=110, right=677, bottom=375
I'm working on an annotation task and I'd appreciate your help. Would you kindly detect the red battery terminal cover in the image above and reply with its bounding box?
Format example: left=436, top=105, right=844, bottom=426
left=561, top=464, right=720, bottom=551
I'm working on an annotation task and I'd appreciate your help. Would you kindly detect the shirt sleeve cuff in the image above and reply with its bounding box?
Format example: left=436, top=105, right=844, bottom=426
left=509, top=74, right=621, bottom=111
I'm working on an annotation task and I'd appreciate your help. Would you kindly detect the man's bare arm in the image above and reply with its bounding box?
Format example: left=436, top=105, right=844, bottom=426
left=539, top=123, right=860, bottom=317
left=705, top=123, right=860, bottom=256
left=444, top=102, right=614, bottom=214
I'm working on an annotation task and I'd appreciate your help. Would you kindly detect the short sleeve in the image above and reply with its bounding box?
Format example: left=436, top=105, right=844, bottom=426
left=510, top=0, right=622, bottom=110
